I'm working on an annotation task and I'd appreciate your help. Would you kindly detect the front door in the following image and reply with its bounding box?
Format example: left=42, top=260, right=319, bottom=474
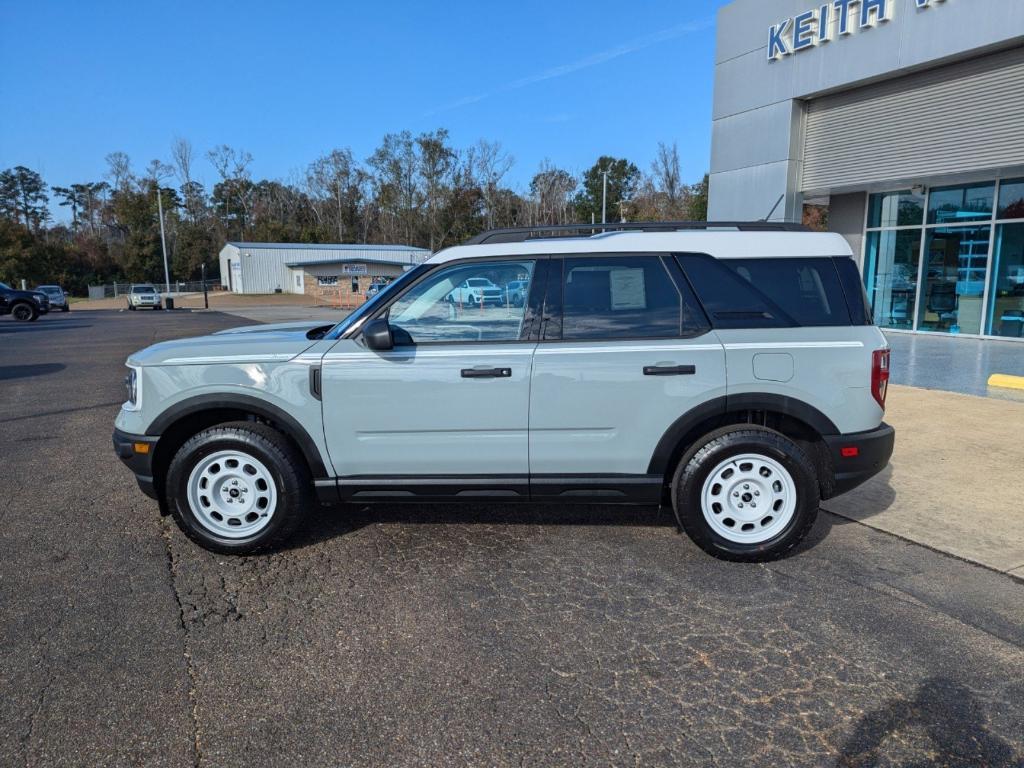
left=320, top=258, right=541, bottom=500
left=528, top=254, right=727, bottom=500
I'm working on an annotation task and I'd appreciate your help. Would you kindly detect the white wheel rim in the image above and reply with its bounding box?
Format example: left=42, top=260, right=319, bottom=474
left=186, top=450, right=278, bottom=539
left=700, top=453, right=797, bottom=544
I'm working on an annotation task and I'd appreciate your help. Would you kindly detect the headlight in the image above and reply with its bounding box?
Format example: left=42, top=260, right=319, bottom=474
left=123, top=366, right=141, bottom=411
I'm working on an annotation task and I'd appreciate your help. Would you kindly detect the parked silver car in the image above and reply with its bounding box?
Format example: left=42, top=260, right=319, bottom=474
left=114, top=224, right=894, bottom=560
left=35, top=285, right=69, bottom=312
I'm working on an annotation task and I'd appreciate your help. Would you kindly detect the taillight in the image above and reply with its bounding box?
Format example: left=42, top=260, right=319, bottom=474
left=872, top=349, right=890, bottom=409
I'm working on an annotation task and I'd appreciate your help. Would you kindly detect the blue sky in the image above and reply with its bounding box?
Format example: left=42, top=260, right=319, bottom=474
left=0, top=0, right=729, bottom=218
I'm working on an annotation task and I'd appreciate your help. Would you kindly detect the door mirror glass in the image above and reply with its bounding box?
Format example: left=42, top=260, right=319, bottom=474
left=362, top=317, right=394, bottom=350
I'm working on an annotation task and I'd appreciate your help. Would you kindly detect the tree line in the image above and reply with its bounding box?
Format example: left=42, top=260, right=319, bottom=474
left=0, top=130, right=708, bottom=294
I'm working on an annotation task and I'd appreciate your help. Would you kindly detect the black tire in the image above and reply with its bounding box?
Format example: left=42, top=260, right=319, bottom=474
left=670, top=426, right=819, bottom=562
left=128, top=303, right=136, bottom=311
left=165, top=421, right=312, bottom=555
left=466, top=295, right=477, bottom=308
left=155, top=304, right=162, bottom=310
left=11, top=302, right=37, bottom=322
left=61, top=305, right=70, bottom=312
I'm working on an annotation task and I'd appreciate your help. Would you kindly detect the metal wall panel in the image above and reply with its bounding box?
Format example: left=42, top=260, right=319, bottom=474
left=218, top=244, right=429, bottom=294
left=802, top=46, right=1024, bottom=193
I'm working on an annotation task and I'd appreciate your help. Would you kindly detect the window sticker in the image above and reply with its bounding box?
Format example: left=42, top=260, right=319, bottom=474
left=610, top=268, right=646, bottom=310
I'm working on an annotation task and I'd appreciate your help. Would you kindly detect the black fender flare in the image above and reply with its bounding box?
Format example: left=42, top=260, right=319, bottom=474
left=647, top=393, right=839, bottom=476
left=146, top=393, right=328, bottom=478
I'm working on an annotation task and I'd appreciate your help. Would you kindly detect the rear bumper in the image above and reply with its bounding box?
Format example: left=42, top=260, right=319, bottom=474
left=113, top=429, right=160, bottom=499
left=822, top=422, right=895, bottom=499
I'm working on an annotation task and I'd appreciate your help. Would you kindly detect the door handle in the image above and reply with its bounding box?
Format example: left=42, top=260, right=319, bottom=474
left=461, top=367, right=512, bottom=379
left=643, top=365, right=696, bottom=376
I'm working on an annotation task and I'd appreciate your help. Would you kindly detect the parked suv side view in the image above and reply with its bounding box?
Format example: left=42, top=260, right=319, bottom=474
left=114, top=223, right=894, bottom=561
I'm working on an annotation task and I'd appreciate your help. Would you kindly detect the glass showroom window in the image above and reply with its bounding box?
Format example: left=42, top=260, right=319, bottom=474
left=927, top=182, right=995, bottom=225
left=987, top=223, right=1024, bottom=337
left=865, top=180, right=1024, bottom=338
left=863, top=229, right=923, bottom=329
left=917, top=225, right=991, bottom=335
left=862, top=190, right=924, bottom=330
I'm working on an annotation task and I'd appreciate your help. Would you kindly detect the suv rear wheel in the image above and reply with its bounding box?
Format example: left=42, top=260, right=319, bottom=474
left=165, top=421, right=311, bottom=554
left=671, top=426, right=819, bottom=562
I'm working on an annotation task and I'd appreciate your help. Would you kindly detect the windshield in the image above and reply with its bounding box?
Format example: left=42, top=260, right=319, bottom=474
left=37, top=286, right=61, bottom=294
left=467, top=278, right=492, bottom=286
left=0, top=282, right=10, bottom=290
left=324, top=264, right=429, bottom=340
left=132, top=286, right=156, bottom=294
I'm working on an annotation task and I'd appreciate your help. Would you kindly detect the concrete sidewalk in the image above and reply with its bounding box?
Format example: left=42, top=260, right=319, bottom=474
left=824, top=384, right=1024, bottom=577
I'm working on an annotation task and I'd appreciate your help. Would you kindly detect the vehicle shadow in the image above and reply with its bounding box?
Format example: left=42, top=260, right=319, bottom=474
left=0, top=321, right=93, bottom=333
left=0, top=363, right=66, bottom=381
left=286, top=502, right=678, bottom=551
left=820, top=464, right=898, bottom=524
left=837, top=676, right=1020, bottom=767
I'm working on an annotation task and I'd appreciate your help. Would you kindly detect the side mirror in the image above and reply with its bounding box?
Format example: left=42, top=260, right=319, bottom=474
left=362, top=317, right=393, bottom=351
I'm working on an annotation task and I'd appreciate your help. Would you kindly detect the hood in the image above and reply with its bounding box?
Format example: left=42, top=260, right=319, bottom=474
left=213, top=320, right=333, bottom=336
left=127, top=320, right=334, bottom=367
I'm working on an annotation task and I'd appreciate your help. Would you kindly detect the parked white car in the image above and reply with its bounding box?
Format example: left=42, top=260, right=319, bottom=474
left=114, top=223, right=894, bottom=561
left=505, top=280, right=529, bottom=307
left=127, top=284, right=162, bottom=310
left=446, top=277, right=503, bottom=307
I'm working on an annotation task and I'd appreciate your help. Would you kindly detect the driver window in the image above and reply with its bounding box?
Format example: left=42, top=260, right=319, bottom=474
left=387, top=260, right=536, bottom=344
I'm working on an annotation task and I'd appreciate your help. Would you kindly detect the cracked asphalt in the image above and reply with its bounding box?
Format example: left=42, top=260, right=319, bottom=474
left=1, top=309, right=1023, bottom=767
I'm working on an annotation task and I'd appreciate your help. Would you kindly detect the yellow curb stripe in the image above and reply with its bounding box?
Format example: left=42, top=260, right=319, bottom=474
left=988, top=374, right=1024, bottom=391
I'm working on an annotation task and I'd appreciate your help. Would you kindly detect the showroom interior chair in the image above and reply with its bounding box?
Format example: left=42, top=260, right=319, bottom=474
left=927, top=283, right=958, bottom=327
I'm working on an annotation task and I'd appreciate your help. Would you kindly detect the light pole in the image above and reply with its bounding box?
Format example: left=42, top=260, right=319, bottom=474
left=600, top=166, right=609, bottom=224
left=156, top=185, right=171, bottom=293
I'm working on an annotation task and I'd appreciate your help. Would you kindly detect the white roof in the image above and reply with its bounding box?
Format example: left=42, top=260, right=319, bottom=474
left=428, top=231, right=853, bottom=264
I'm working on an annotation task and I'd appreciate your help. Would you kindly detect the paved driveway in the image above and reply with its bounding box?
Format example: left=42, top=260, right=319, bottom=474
left=1, top=311, right=1022, bottom=767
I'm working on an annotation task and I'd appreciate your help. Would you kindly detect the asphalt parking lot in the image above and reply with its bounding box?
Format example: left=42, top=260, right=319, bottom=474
left=2, top=310, right=1023, bottom=767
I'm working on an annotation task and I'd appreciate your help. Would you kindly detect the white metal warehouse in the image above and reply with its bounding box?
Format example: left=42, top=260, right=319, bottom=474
left=218, top=242, right=430, bottom=295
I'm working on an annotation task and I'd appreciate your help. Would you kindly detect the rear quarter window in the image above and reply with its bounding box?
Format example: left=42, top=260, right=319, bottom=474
left=677, top=254, right=855, bottom=328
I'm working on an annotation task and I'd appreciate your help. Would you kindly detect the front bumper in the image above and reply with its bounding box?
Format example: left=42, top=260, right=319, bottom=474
left=113, top=429, right=160, bottom=499
left=822, top=422, right=895, bottom=499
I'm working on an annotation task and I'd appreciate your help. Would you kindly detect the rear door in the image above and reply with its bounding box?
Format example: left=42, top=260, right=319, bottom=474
left=677, top=253, right=885, bottom=435
left=528, top=254, right=727, bottom=500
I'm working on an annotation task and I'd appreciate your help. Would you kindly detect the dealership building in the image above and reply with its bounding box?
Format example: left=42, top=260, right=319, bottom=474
left=218, top=242, right=429, bottom=299
left=709, top=0, right=1024, bottom=339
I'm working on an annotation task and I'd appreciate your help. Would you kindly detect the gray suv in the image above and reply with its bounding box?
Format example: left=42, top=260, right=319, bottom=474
left=114, top=223, right=894, bottom=561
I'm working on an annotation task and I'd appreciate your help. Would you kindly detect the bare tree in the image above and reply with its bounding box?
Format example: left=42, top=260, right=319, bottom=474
left=104, top=152, right=134, bottom=192
left=307, top=148, right=364, bottom=242
left=207, top=145, right=254, bottom=238
left=171, top=138, right=205, bottom=222
left=651, top=142, right=682, bottom=207
left=472, top=139, right=514, bottom=230
left=529, top=161, right=577, bottom=225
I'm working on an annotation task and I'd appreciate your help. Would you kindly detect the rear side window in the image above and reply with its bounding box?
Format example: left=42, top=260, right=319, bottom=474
left=677, top=254, right=853, bottom=328
left=559, top=256, right=692, bottom=340
left=833, top=257, right=872, bottom=325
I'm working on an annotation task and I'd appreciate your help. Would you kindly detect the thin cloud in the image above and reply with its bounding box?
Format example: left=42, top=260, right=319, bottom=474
left=425, top=17, right=714, bottom=116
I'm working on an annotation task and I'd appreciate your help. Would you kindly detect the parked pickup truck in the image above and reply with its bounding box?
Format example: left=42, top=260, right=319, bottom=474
left=1, top=281, right=50, bottom=321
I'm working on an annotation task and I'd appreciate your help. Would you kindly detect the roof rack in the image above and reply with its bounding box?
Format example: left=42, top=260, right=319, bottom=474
left=464, top=221, right=809, bottom=245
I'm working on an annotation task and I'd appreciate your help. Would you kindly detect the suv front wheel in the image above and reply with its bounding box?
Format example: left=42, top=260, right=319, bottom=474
left=671, top=426, right=819, bottom=562
left=165, top=421, right=310, bottom=554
